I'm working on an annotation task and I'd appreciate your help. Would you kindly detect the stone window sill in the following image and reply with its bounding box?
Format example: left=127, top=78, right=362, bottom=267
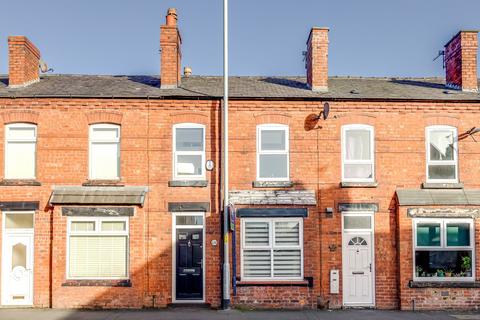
left=82, top=180, right=125, bottom=187
left=236, top=277, right=312, bottom=287
left=422, top=182, right=464, bottom=189
left=408, top=280, right=480, bottom=288
left=252, top=181, right=294, bottom=188
left=0, top=179, right=41, bottom=186
left=168, top=180, right=208, bottom=187
left=340, top=181, right=378, bottom=188
left=62, top=279, right=131, bottom=287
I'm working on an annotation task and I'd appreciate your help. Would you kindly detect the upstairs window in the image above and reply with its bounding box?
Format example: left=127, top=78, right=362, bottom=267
left=89, top=124, right=120, bottom=180
left=426, top=126, right=458, bottom=183
left=341, top=125, right=375, bottom=182
left=5, top=123, right=37, bottom=179
left=173, top=123, right=205, bottom=180
left=257, top=124, right=289, bottom=181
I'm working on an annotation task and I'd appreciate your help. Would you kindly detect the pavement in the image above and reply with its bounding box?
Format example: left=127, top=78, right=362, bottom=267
left=0, top=308, right=479, bottom=320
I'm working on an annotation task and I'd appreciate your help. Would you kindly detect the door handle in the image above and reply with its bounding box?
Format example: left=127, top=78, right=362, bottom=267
left=352, top=271, right=364, bottom=275
left=369, top=263, right=372, bottom=272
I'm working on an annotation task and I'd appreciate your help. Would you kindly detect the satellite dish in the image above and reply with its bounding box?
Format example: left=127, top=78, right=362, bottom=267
left=39, top=60, right=53, bottom=73
left=322, top=102, right=330, bottom=120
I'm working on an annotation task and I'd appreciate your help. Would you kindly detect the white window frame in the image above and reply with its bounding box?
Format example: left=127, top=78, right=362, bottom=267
left=88, top=123, right=121, bottom=180
left=413, top=218, right=474, bottom=282
left=172, top=123, right=206, bottom=180
left=256, top=124, right=290, bottom=181
left=66, top=216, right=129, bottom=280
left=4, top=123, right=37, bottom=179
left=241, top=217, right=303, bottom=281
left=341, top=124, right=375, bottom=183
left=425, top=125, right=458, bottom=183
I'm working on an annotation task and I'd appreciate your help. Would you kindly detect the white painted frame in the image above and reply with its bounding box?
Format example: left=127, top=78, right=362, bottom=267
left=341, top=211, right=376, bottom=307
left=425, top=125, right=458, bottom=183
left=171, top=211, right=206, bottom=303
left=1, top=211, right=35, bottom=306
left=240, top=217, right=304, bottom=281
left=256, top=124, right=290, bottom=182
left=88, top=123, right=121, bottom=180
left=66, top=216, right=129, bottom=280
left=341, top=124, right=375, bottom=183
left=412, top=218, right=474, bottom=282
left=172, top=123, right=206, bottom=180
left=4, top=123, right=37, bottom=180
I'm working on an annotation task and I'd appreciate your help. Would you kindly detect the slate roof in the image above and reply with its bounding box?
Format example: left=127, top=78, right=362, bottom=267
left=396, top=189, right=480, bottom=206
left=1, top=74, right=480, bottom=101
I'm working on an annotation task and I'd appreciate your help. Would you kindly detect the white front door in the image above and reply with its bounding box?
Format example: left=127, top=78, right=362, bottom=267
left=342, top=213, right=374, bottom=307
left=2, top=212, right=34, bottom=306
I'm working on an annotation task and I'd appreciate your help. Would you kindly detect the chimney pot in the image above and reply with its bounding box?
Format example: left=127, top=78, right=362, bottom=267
left=166, top=8, right=178, bottom=26
left=444, top=30, right=478, bottom=92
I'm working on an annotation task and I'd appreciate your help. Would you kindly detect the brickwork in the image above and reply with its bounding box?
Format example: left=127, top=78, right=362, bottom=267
left=8, top=36, right=40, bottom=88
left=306, top=28, right=329, bottom=91
left=445, top=31, right=478, bottom=92
left=160, top=8, right=182, bottom=89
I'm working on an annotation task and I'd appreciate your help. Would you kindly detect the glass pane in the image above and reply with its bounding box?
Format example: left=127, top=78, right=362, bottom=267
left=447, top=223, right=470, bottom=246
left=8, top=127, right=36, bottom=140
left=176, top=216, right=204, bottom=226
left=90, top=142, right=119, bottom=179
left=6, top=142, right=36, bottom=179
left=430, top=130, right=454, bottom=161
left=274, top=221, right=300, bottom=246
left=416, top=223, right=441, bottom=246
left=415, top=250, right=472, bottom=278
left=243, top=250, right=271, bottom=278
left=259, top=154, right=288, bottom=179
left=344, top=216, right=371, bottom=229
left=69, top=236, right=127, bottom=278
left=91, top=127, right=119, bottom=140
left=344, top=164, right=373, bottom=180
left=176, top=128, right=204, bottom=151
left=345, top=129, right=371, bottom=160
left=244, top=221, right=269, bottom=246
left=261, top=129, right=286, bottom=151
left=12, top=243, right=27, bottom=270
left=5, top=214, right=34, bottom=229
left=273, top=249, right=301, bottom=278
left=101, top=221, right=126, bottom=232
left=71, top=221, right=95, bottom=232
left=428, top=165, right=456, bottom=180
left=176, top=154, right=202, bottom=176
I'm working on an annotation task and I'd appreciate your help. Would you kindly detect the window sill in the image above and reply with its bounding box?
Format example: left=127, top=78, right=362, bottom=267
left=236, top=277, right=312, bottom=287
left=422, top=182, right=464, bottom=189
left=0, top=179, right=41, bottom=186
left=340, top=181, right=378, bottom=188
left=168, top=180, right=208, bottom=187
left=408, top=280, right=480, bottom=288
left=82, top=180, right=125, bottom=187
left=62, top=279, right=131, bottom=287
left=252, top=181, right=294, bottom=188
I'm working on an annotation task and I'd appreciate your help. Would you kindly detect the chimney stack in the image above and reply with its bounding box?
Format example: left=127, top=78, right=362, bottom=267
left=306, top=27, right=329, bottom=92
left=8, top=36, right=41, bottom=88
left=160, top=8, right=182, bottom=89
left=444, top=30, right=478, bottom=92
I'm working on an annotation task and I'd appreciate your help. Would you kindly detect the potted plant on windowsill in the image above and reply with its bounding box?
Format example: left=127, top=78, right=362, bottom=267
left=444, top=268, right=454, bottom=277
left=461, top=256, right=472, bottom=277
left=436, top=269, right=445, bottom=277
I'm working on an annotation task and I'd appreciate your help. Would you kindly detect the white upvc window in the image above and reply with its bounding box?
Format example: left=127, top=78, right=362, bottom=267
left=241, top=217, right=303, bottom=280
left=173, top=123, right=205, bottom=180
left=89, top=124, right=120, bottom=180
left=67, top=216, right=129, bottom=279
left=4, top=123, right=37, bottom=179
left=413, top=218, right=474, bottom=282
left=341, top=124, right=375, bottom=182
left=426, top=126, right=458, bottom=183
left=256, top=124, right=289, bottom=181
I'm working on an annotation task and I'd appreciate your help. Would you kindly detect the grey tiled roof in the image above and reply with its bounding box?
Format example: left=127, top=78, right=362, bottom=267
left=396, top=189, right=480, bottom=206
left=1, top=74, right=480, bottom=100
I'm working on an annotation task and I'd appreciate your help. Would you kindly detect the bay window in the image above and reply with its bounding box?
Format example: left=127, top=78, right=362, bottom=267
left=67, top=217, right=129, bottom=279
left=5, top=123, right=37, bottom=179
left=426, top=126, right=458, bottom=183
left=341, top=124, right=374, bottom=182
left=89, top=124, right=120, bottom=180
left=173, top=123, right=205, bottom=180
left=241, top=218, right=303, bottom=280
left=257, top=124, right=289, bottom=181
left=413, top=218, right=474, bottom=281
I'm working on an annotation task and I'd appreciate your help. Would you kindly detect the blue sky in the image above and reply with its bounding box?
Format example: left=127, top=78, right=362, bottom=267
left=1, top=0, right=479, bottom=77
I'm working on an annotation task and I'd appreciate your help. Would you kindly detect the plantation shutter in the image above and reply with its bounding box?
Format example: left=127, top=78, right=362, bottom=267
left=273, top=221, right=301, bottom=277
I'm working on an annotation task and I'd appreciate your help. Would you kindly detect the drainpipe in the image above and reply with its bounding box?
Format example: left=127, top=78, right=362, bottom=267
left=222, top=0, right=231, bottom=309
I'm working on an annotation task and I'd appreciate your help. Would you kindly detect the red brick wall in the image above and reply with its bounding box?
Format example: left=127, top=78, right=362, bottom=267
left=160, top=9, right=182, bottom=89
left=306, top=28, right=329, bottom=91
left=445, top=31, right=478, bottom=92
left=8, top=36, right=40, bottom=88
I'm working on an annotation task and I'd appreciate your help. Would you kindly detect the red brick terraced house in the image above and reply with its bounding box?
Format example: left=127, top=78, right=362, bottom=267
left=0, top=8, right=480, bottom=311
